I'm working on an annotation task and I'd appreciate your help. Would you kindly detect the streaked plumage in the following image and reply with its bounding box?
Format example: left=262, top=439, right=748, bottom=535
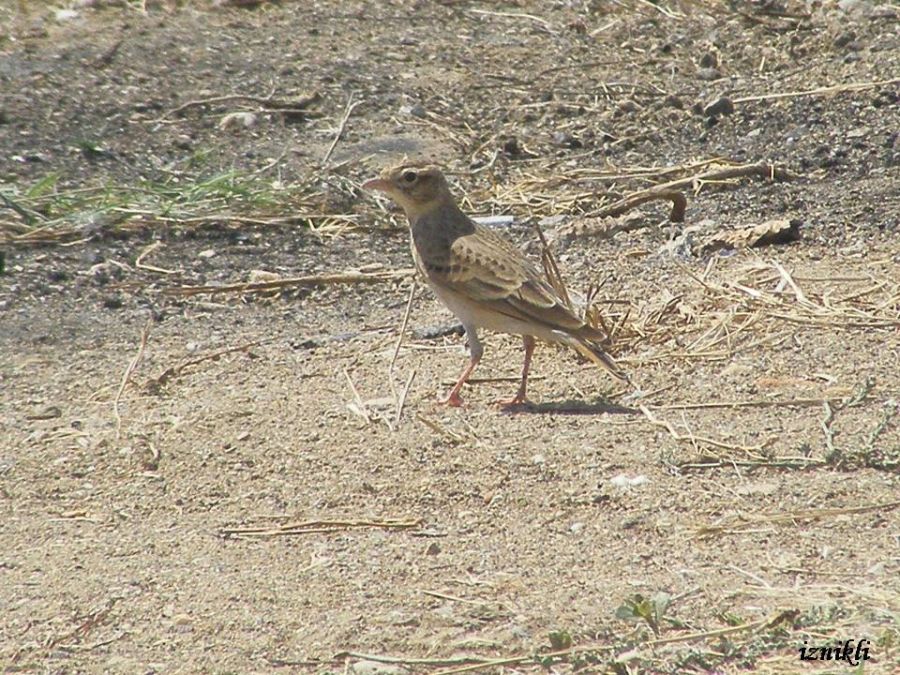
left=364, top=162, right=628, bottom=406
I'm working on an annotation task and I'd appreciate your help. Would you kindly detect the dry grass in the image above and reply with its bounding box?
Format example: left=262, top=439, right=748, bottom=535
left=3, top=2, right=898, bottom=673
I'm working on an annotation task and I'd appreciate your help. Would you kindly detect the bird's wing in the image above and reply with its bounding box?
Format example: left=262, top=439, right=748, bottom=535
left=428, top=226, right=588, bottom=333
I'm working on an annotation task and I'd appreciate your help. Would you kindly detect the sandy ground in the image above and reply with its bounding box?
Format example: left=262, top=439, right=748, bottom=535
left=1, top=1, right=899, bottom=673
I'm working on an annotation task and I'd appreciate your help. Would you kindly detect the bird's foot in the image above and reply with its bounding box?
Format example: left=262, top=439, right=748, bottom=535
left=442, top=391, right=465, bottom=407
left=497, top=393, right=529, bottom=409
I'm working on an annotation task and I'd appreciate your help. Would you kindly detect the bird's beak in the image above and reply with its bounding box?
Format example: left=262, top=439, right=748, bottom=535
left=362, top=178, right=392, bottom=192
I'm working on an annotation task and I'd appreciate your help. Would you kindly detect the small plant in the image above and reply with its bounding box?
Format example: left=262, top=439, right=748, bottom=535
left=548, top=629, right=573, bottom=650
left=1, top=167, right=317, bottom=247
left=615, top=592, right=672, bottom=636
left=717, top=610, right=745, bottom=627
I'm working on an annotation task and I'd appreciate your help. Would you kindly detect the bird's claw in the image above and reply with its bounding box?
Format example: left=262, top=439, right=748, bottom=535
left=497, top=394, right=529, bottom=409
left=443, top=392, right=465, bottom=407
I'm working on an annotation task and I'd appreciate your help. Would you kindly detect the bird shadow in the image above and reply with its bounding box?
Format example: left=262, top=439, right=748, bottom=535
left=500, top=398, right=638, bottom=416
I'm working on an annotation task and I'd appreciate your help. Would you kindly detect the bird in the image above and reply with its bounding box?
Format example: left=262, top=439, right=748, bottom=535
left=363, top=162, right=628, bottom=407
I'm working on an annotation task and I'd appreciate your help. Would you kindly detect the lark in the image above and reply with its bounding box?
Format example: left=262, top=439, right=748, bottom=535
left=364, top=162, right=628, bottom=407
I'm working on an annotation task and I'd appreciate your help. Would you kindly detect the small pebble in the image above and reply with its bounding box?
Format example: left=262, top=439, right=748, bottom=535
left=218, top=111, right=257, bottom=132
left=696, top=67, right=722, bottom=81
left=867, top=561, right=885, bottom=575
left=610, top=474, right=650, bottom=489
left=698, top=52, right=718, bottom=68
left=869, top=4, right=899, bottom=19
left=174, top=135, right=193, bottom=150
left=538, top=214, right=567, bottom=228
left=837, top=0, right=863, bottom=12
left=55, top=9, right=79, bottom=21
left=472, top=215, right=515, bottom=227
left=703, top=96, right=735, bottom=118
left=502, top=136, right=522, bottom=156
left=399, top=104, right=427, bottom=118
left=551, top=131, right=582, bottom=148
left=834, top=31, right=856, bottom=48
left=352, top=660, right=409, bottom=675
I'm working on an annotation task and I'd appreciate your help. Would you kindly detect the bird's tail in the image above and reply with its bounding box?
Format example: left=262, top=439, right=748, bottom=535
left=572, top=338, right=630, bottom=384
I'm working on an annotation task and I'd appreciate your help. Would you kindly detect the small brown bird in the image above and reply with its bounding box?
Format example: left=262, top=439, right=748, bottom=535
left=364, top=162, right=628, bottom=407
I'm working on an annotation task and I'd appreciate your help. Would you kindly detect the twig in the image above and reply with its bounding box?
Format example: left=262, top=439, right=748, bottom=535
left=116, top=211, right=360, bottom=228
left=468, top=8, right=555, bottom=32
left=266, top=657, right=327, bottom=668
left=336, top=652, right=484, bottom=667
left=388, top=281, right=418, bottom=427
left=640, top=405, right=768, bottom=454
left=221, top=517, right=421, bottom=537
left=155, top=89, right=320, bottom=122
left=556, top=162, right=794, bottom=240
left=442, top=375, right=547, bottom=386
left=772, top=260, right=808, bottom=304
left=733, top=77, right=900, bottom=104
left=429, top=610, right=794, bottom=675
left=343, top=368, right=371, bottom=424
left=146, top=442, right=161, bottom=471
left=727, top=565, right=773, bottom=588
left=651, top=396, right=861, bottom=411
left=164, top=268, right=415, bottom=297
left=696, top=500, right=900, bottom=537
left=322, top=96, right=362, bottom=166
left=73, top=632, right=127, bottom=652
left=677, top=456, right=826, bottom=470
left=134, top=241, right=180, bottom=275
left=643, top=610, right=796, bottom=647
left=248, top=147, right=291, bottom=178
left=150, top=339, right=271, bottom=390
left=388, top=280, right=417, bottom=399
left=395, top=370, right=416, bottom=428
left=583, top=188, right=687, bottom=222
left=2, top=190, right=51, bottom=228
left=633, top=0, right=682, bottom=19
left=113, top=317, right=152, bottom=441
left=530, top=57, right=631, bottom=81
left=420, top=589, right=489, bottom=605
left=665, top=161, right=798, bottom=193
left=821, top=400, right=838, bottom=462
left=416, top=413, right=466, bottom=443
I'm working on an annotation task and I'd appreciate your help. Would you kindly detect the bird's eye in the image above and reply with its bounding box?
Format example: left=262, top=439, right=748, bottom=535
left=402, top=170, right=418, bottom=183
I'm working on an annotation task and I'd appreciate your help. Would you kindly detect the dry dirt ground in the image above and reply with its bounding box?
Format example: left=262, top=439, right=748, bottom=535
left=1, top=1, right=899, bottom=673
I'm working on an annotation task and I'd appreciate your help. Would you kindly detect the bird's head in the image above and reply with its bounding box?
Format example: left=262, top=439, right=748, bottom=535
left=363, top=163, right=453, bottom=221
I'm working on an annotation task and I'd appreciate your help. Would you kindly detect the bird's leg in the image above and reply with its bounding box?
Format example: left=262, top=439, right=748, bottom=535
left=444, top=355, right=480, bottom=407
left=443, top=326, right=483, bottom=407
left=500, top=335, right=535, bottom=407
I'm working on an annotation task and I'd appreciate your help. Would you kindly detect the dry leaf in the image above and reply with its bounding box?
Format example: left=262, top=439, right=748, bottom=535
left=700, top=219, right=801, bottom=254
